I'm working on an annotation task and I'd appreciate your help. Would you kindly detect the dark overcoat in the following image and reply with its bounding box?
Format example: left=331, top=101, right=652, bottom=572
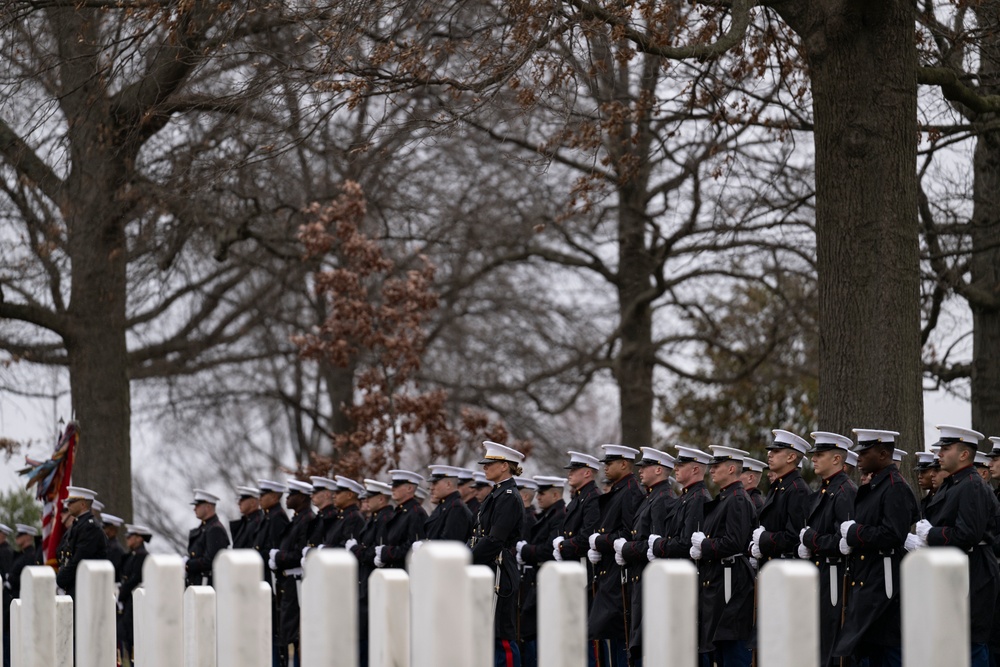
left=471, top=477, right=525, bottom=641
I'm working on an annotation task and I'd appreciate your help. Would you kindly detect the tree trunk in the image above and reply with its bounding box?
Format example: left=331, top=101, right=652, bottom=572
left=779, top=2, right=923, bottom=461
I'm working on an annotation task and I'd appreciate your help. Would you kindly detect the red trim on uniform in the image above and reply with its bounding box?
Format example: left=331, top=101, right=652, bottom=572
left=501, top=640, right=514, bottom=667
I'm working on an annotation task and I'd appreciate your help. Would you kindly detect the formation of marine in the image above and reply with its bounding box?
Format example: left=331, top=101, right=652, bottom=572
left=3, top=427, right=1000, bottom=667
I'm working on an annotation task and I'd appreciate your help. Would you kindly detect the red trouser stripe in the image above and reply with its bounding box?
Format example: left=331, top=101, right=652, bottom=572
left=501, top=640, right=514, bottom=667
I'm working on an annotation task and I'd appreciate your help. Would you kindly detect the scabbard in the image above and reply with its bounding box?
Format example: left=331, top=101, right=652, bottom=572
left=883, top=556, right=893, bottom=598
left=829, top=563, right=838, bottom=607
left=724, top=564, right=732, bottom=604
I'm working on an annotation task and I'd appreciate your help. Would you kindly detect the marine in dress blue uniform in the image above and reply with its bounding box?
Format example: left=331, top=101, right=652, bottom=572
left=694, top=446, right=757, bottom=667
left=423, top=465, right=475, bottom=544
left=374, top=470, right=428, bottom=569
left=740, top=458, right=766, bottom=512
left=799, top=431, right=858, bottom=667
left=905, top=425, right=999, bottom=667
left=117, top=524, right=152, bottom=662
left=471, top=441, right=527, bottom=667
left=268, top=480, right=314, bottom=667
left=750, top=430, right=811, bottom=565
left=102, top=513, right=127, bottom=580
left=185, top=489, right=230, bottom=588
left=515, top=475, right=567, bottom=667
left=56, top=486, right=109, bottom=597
left=587, top=445, right=644, bottom=667
left=230, top=485, right=264, bottom=550
left=347, top=479, right=394, bottom=667
left=834, top=429, right=919, bottom=667
left=613, top=447, right=677, bottom=667
left=254, top=479, right=291, bottom=667
left=649, top=446, right=713, bottom=561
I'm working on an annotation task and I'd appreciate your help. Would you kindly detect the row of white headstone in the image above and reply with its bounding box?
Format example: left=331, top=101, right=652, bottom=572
left=6, top=544, right=971, bottom=667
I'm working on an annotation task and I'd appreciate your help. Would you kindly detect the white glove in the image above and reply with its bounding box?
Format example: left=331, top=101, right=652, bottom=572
left=838, top=537, right=852, bottom=555
left=690, top=531, right=706, bottom=549
left=301, top=546, right=312, bottom=561
left=587, top=548, right=602, bottom=564
left=646, top=544, right=655, bottom=561
left=749, top=556, right=758, bottom=571
left=589, top=533, right=600, bottom=550
left=750, top=539, right=762, bottom=559
left=374, top=545, right=385, bottom=568
left=516, top=540, right=527, bottom=566
left=552, top=536, right=565, bottom=561
left=915, top=519, right=932, bottom=541
left=840, top=520, right=856, bottom=539
left=613, top=537, right=627, bottom=555
left=799, top=527, right=809, bottom=542
left=268, top=549, right=278, bottom=571
left=615, top=552, right=626, bottom=566
left=752, top=526, right=765, bottom=543
left=117, top=600, right=124, bottom=613
left=797, top=543, right=811, bottom=559
left=647, top=534, right=661, bottom=549
left=345, top=538, right=358, bottom=552
left=689, top=543, right=702, bottom=560
left=411, top=540, right=424, bottom=552
left=904, top=533, right=926, bottom=552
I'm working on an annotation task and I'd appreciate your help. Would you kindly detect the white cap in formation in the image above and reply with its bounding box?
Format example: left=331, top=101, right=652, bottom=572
left=893, top=448, right=907, bottom=463
left=915, top=451, right=938, bottom=467
left=428, top=465, right=468, bottom=480
left=845, top=450, right=859, bottom=467
left=533, top=476, right=567, bottom=489
left=598, top=444, right=640, bottom=462
left=478, top=441, right=526, bottom=465
left=852, top=429, right=900, bottom=450
left=674, top=446, right=711, bottom=465
left=286, top=480, right=313, bottom=495
left=334, top=476, right=365, bottom=495
left=389, top=469, right=425, bottom=486
left=258, top=479, right=288, bottom=494
left=310, top=476, right=338, bottom=492
left=708, top=446, right=749, bottom=464
left=563, top=451, right=601, bottom=471
left=742, top=457, right=766, bottom=473
left=91, top=500, right=105, bottom=512
left=514, top=476, right=538, bottom=490
left=415, top=486, right=428, bottom=500
left=191, top=489, right=221, bottom=505
left=0, top=524, right=11, bottom=536
left=236, top=485, right=261, bottom=499
left=472, top=471, right=492, bottom=486
left=975, top=451, right=990, bottom=467
left=810, top=431, right=853, bottom=452
left=455, top=468, right=475, bottom=482
left=102, top=514, right=125, bottom=527
left=16, top=524, right=38, bottom=536
left=935, top=424, right=983, bottom=446
left=991, top=436, right=1000, bottom=452
left=66, top=486, right=98, bottom=502
left=769, top=429, right=809, bottom=454
left=637, top=447, right=675, bottom=469
left=363, top=479, right=392, bottom=496
left=125, top=524, right=153, bottom=538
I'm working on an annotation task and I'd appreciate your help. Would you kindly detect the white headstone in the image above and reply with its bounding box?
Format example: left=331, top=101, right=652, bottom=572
left=759, top=560, right=819, bottom=667
left=410, top=542, right=473, bottom=667
left=132, top=588, right=146, bottom=667
left=467, top=565, right=494, bottom=667
left=301, top=550, right=357, bottom=667
left=9, top=600, right=20, bottom=667
left=215, top=550, right=269, bottom=667
left=144, top=555, right=185, bottom=667
left=369, top=569, right=409, bottom=667
left=643, top=559, right=697, bottom=667
left=55, top=595, right=74, bottom=667
left=184, top=586, right=217, bottom=667
left=538, top=561, right=587, bottom=667
left=20, top=566, right=56, bottom=667
left=76, top=560, right=116, bottom=667
left=902, top=547, right=969, bottom=667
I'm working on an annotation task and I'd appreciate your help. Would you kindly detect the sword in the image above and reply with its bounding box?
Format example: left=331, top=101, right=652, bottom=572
left=884, top=555, right=893, bottom=598
left=493, top=552, right=503, bottom=618
left=830, top=562, right=838, bottom=607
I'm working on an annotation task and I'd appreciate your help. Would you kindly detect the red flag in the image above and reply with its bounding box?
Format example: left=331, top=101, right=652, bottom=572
left=19, top=421, right=79, bottom=567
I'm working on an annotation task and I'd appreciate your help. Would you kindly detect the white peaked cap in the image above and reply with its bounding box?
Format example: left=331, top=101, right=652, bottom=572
left=915, top=451, right=938, bottom=465
left=389, top=469, right=426, bottom=485
left=66, top=486, right=98, bottom=502
left=709, top=446, right=749, bottom=464
left=935, top=424, right=984, bottom=445
left=428, top=465, right=468, bottom=479
left=334, top=476, right=365, bottom=495
left=479, top=441, right=526, bottom=465
left=810, top=431, right=853, bottom=452
left=975, top=451, right=990, bottom=467
left=236, top=485, right=260, bottom=498
left=15, top=524, right=38, bottom=536
left=533, top=476, right=567, bottom=488
left=472, top=471, right=492, bottom=485
left=125, top=524, right=152, bottom=537
left=892, top=448, right=906, bottom=462
left=769, top=429, right=809, bottom=454
left=598, top=444, right=640, bottom=462
left=455, top=468, right=475, bottom=482
left=191, top=489, right=220, bottom=505
left=674, top=446, right=711, bottom=465
left=363, top=479, right=392, bottom=496
left=638, top=447, right=676, bottom=468
left=0, top=524, right=11, bottom=536
left=91, top=500, right=105, bottom=512
left=258, top=479, right=288, bottom=493
left=415, top=486, right=428, bottom=500
left=846, top=450, right=859, bottom=467
left=852, top=429, right=900, bottom=445
left=564, top=451, right=600, bottom=471
left=310, top=476, right=338, bottom=491
left=743, top=457, right=766, bottom=473
left=514, top=476, right=538, bottom=490
left=102, top=514, right=125, bottom=527
left=286, top=480, right=313, bottom=495
left=991, top=436, right=1000, bottom=450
